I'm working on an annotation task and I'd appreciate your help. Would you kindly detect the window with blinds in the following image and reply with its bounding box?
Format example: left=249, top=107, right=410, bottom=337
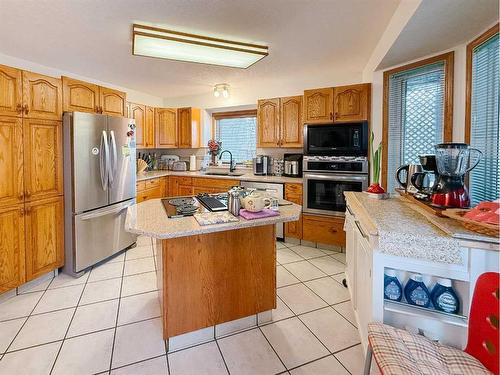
left=215, top=116, right=257, bottom=163
left=387, top=62, right=446, bottom=192
left=469, top=33, right=499, bottom=205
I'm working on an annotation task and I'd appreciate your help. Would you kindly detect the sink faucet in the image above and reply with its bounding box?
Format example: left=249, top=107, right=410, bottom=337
left=219, top=150, right=235, bottom=172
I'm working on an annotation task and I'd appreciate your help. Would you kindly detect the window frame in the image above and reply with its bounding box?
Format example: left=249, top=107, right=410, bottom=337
left=211, top=109, right=258, bottom=164
left=382, top=51, right=454, bottom=189
left=465, top=23, right=499, bottom=143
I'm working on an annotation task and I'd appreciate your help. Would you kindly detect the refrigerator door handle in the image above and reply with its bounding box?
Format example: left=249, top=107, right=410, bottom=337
left=99, top=130, right=110, bottom=191
left=109, top=130, right=118, bottom=187
left=79, top=200, right=134, bottom=221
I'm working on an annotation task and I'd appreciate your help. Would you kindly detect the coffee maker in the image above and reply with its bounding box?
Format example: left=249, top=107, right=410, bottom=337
left=253, top=155, right=272, bottom=175
left=412, top=144, right=482, bottom=208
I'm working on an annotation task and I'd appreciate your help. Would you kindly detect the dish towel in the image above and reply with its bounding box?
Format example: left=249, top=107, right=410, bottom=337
left=239, top=209, right=280, bottom=220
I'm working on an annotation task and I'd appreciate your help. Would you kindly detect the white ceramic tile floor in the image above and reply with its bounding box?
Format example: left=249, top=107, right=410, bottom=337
left=0, top=238, right=363, bottom=374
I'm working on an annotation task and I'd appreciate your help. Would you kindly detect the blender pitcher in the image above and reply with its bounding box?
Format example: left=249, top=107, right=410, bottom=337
left=432, top=143, right=482, bottom=208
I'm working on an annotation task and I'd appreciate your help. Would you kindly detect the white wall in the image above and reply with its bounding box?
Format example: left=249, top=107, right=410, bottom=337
left=0, top=52, right=164, bottom=107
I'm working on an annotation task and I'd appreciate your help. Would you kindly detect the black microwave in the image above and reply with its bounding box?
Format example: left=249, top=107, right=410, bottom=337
left=303, top=122, right=368, bottom=156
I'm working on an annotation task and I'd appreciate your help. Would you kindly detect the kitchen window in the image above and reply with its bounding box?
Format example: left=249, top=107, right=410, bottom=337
left=213, top=110, right=257, bottom=163
left=466, top=25, right=499, bottom=205
left=382, top=52, right=454, bottom=191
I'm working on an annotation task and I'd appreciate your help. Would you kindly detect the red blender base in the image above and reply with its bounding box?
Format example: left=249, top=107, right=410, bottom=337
left=431, top=187, right=470, bottom=208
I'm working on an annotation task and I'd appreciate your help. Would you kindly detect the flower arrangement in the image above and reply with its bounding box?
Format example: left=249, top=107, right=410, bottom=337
left=207, top=139, right=222, bottom=165
left=367, top=131, right=385, bottom=194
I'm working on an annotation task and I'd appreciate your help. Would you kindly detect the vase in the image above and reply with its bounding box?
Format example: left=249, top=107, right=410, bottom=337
left=211, top=153, right=217, bottom=166
left=367, top=183, right=385, bottom=194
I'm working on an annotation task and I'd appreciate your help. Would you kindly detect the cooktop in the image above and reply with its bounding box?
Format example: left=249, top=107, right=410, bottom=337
left=161, top=193, right=229, bottom=218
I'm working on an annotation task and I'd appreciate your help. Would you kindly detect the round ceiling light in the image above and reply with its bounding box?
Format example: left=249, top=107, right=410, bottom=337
left=214, top=83, right=230, bottom=98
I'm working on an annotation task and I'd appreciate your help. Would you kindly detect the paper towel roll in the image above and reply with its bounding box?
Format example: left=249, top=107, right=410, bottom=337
left=189, top=155, right=197, bottom=171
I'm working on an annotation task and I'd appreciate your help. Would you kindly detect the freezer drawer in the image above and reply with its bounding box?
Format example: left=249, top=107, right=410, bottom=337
left=73, top=200, right=136, bottom=272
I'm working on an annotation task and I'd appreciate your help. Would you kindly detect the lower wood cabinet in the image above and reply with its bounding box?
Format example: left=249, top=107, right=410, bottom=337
left=25, top=196, right=64, bottom=281
left=302, top=214, right=345, bottom=246
left=192, top=177, right=239, bottom=193
left=136, top=177, right=166, bottom=203
left=169, top=176, right=194, bottom=197
left=284, top=183, right=303, bottom=239
left=0, top=205, right=25, bottom=293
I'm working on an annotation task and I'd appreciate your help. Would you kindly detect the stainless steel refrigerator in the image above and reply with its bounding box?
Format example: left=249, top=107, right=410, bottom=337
left=63, top=112, right=137, bottom=276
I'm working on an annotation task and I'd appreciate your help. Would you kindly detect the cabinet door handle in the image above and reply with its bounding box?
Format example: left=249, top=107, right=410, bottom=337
left=25, top=190, right=31, bottom=198
left=334, top=112, right=339, bottom=120
left=19, top=207, right=24, bottom=215
left=329, top=227, right=337, bottom=233
left=354, top=220, right=368, bottom=239
left=16, top=104, right=23, bottom=114
left=18, top=193, right=24, bottom=200
left=329, top=112, right=333, bottom=120
left=24, top=104, right=29, bottom=115
left=95, top=105, right=100, bottom=113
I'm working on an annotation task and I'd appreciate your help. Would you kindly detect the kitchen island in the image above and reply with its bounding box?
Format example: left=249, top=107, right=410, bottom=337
left=344, top=191, right=499, bottom=352
left=125, top=198, right=301, bottom=347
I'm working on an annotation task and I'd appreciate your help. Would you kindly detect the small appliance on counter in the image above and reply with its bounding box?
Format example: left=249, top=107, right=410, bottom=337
left=172, top=161, right=188, bottom=171
left=283, top=153, right=303, bottom=177
left=253, top=155, right=272, bottom=175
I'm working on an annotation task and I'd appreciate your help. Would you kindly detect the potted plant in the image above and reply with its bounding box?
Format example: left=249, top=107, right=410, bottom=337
left=207, top=139, right=222, bottom=166
left=366, top=132, right=386, bottom=196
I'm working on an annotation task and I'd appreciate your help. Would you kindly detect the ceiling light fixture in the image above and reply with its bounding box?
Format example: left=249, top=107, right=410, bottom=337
left=132, top=24, right=269, bottom=69
left=213, top=84, right=230, bottom=98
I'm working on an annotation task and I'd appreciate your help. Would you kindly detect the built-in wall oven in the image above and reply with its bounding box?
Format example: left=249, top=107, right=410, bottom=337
left=303, top=156, right=368, bottom=216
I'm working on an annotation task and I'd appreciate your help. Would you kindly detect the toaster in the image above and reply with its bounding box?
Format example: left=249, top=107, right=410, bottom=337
left=172, top=161, right=188, bottom=171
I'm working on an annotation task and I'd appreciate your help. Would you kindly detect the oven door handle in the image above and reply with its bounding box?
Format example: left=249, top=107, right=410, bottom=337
left=304, top=173, right=368, bottom=181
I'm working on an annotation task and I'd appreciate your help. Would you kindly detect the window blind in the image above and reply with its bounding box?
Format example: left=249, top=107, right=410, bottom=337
left=469, top=34, right=499, bottom=205
left=215, top=117, right=257, bottom=163
left=387, top=62, right=446, bottom=192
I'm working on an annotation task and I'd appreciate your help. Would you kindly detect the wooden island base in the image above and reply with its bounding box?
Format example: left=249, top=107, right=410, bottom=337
left=156, top=224, right=276, bottom=339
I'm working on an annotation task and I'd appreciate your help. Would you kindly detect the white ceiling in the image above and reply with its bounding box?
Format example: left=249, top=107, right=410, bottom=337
left=0, top=0, right=399, bottom=101
left=378, top=0, right=499, bottom=70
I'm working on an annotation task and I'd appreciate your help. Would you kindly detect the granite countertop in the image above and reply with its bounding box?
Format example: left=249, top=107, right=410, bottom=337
left=125, top=199, right=301, bottom=239
left=344, top=192, right=499, bottom=265
left=136, top=170, right=303, bottom=184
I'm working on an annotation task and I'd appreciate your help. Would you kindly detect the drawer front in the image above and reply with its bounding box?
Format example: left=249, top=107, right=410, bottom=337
left=302, top=214, right=345, bottom=246
left=285, top=183, right=303, bottom=205
left=137, top=186, right=163, bottom=203
left=145, top=178, right=161, bottom=189
left=136, top=181, right=146, bottom=192
left=193, top=177, right=239, bottom=191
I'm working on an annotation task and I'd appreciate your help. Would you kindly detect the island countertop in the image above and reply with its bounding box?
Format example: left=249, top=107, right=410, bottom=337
left=125, top=198, right=301, bottom=239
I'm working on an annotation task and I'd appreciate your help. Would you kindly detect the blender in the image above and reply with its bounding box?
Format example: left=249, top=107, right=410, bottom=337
left=431, top=143, right=482, bottom=208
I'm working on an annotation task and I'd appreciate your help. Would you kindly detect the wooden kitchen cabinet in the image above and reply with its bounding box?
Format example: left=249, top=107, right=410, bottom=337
left=169, top=176, right=194, bottom=197
left=0, top=116, right=24, bottom=208
left=257, top=98, right=280, bottom=147
left=192, top=177, right=239, bottom=193
left=25, top=196, right=64, bottom=281
left=62, top=76, right=100, bottom=113
left=22, top=71, right=63, bottom=121
left=303, top=87, right=334, bottom=124
left=63, top=76, right=127, bottom=116
left=284, top=183, right=303, bottom=239
left=333, top=83, right=370, bottom=122
left=100, top=86, right=126, bottom=116
left=23, top=118, right=63, bottom=202
left=280, top=96, right=303, bottom=147
left=130, top=103, right=154, bottom=148
left=0, top=64, right=23, bottom=117
left=302, top=214, right=345, bottom=246
left=156, top=108, right=177, bottom=148
left=145, top=106, right=155, bottom=147
left=136, top=177, right=166, bottom=203
left=0, top=205, right=25, bottom=293
left=177, top=107, right=200, bottom=148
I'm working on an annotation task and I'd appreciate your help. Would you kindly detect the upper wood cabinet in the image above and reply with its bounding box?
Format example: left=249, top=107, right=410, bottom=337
left=100, top=87, right=126, bottom=117
left=62, top=76, right=100, bottom=113
left=130, top=103, right=146, bottom=148
left=156, top=108, right=177, bottom=148
left=22, top=72, right=62, bottom=120
left=280, top=96, right=303, bottom=147
left=145, top=106, right=155, bottom=147
left=23, top=119, right=63, bottom=202
left=62, top=76, right=127, bottom=116
left=257, top=98, right=280, bottom=147
left=333, top=83, right=370, bottom=122
left=0, top=116, right=24, bottom=208
left=0, top=205, right=25, bottom=293
left=258, top=96, right=302, bottom=148
left=303, top=87, right=334, bottom=124
left=178, top=107, right=200, bottom=148
left=0, top=64, right=23, bottom=117
left=25, top=196, right=64, bottom=281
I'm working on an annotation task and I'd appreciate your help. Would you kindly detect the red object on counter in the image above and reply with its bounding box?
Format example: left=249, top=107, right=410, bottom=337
left=431, top=186, right=470, bottom=208
left=367, top=183, right=385, bottom=194
left=464, top=202, right=500, bottom=225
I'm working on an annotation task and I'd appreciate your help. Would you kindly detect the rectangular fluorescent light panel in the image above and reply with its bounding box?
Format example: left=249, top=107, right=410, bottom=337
left=132, top=24, right=268, bottom=68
